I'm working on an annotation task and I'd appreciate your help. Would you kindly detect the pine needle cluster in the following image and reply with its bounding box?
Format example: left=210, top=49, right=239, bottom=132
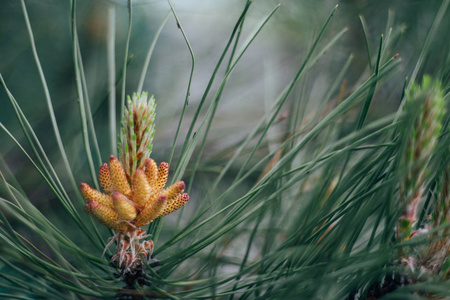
left=0, top=0, right=449, bottom=299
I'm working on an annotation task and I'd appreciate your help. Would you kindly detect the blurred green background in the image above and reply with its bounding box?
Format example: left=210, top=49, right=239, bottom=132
left=0, top=0, right=448, bottom=211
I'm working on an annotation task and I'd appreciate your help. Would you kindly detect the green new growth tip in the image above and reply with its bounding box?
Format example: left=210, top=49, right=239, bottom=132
left=398, top=75, right=446, bottom=240
left=118, top=92, right=156, bottom=180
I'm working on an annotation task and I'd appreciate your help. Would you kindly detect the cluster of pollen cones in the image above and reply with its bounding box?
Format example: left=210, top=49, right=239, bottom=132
left=81, top=155, right=189, bottom=232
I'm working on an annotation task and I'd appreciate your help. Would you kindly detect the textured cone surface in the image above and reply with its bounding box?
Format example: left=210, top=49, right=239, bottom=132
left=164, top=181, right=186, bottom=200
left=132, top=169, right=152, bottom=207
left=98, top=163, right=114, bottom=194
left=84, top=201, right=127, bottom=232
left=144, top=158, right=158, bottom=189
left=109, top=155, right=132, bottom=197
left=155, top=162, right=169, bottom=190
left=160, top=193, right=189, bottom=216
left=142, top=190, right=162, bottom=210
left=80, top=182, right=114, bottom=209
left=135, top=194, right=167, bottom=226
left=112, top=192, right=137, bottom=221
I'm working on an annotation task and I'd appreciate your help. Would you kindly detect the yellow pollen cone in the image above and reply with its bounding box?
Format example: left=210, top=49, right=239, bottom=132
left=132, top=169, right=151, bottom=207
left=84, top=201, right=128, bottom=232
left=142, top=190, right=162, bottom=209
left=80, top=182, right=114, bottom=209
left=144, top=158, right=158, bottom=189
left=155, top=162, right=169, bottom=190
left=160, top=193, right=189, bottom=217
left=135, top=194, right=167, bottom=227
left=112, top=192, right=137, bottom=221
left=109, top=155, right=132, bottom=197
left=164, top=181, right=186, bottom=200
left=98, top=163, right=114, bottom=194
